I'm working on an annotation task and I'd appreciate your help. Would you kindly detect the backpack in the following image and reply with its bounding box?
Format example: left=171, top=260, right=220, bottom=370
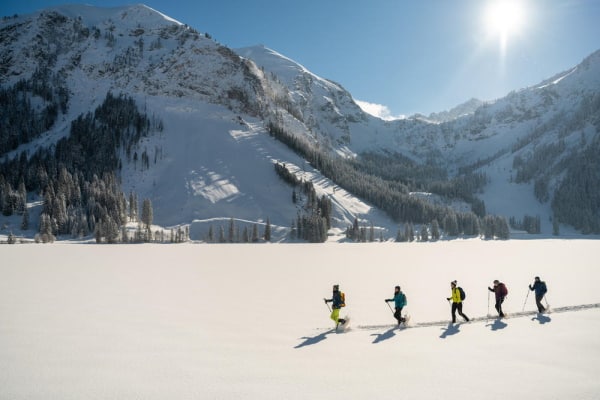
left=458, top=287, right=466, bottom=301
left=499, top=283, right=508, bottom=297
left=402, top=293, right=407, bottom=306
left=540, top=282, right=547, bottom=294
left=340, top=292, right=346, bottom=307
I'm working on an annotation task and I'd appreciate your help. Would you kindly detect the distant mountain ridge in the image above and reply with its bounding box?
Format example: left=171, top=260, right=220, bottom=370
left=1, top=4, right=599, bottom=241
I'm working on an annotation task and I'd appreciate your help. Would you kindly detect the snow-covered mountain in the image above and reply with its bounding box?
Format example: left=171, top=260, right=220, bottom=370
left=417, top=98, right=485, bottom=123
left=1, top=4, right=598, bottom=240
left=233, top=44, right=600, bottom=236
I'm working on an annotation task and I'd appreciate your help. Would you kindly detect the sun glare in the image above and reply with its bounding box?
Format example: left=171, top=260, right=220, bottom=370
left=485, top=1, right=525, bottom=37
left=483, top=0, right=527, bottom=58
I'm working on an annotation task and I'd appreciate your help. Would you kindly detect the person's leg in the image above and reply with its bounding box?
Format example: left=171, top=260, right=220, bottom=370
left=451, top=303, right=458, bottom=323
left=330, top=308, right=340, bottom=324
left=393, top=308, right=401, bottom=324
left=458, top=303, right=469, bottom=322
left=497, top=299, right=505, bottom=317
left=536, top=295, right=545, bottom=313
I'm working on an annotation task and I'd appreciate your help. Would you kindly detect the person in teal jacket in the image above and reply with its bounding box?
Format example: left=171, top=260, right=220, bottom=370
left=385, top=285, right=407, bottom=325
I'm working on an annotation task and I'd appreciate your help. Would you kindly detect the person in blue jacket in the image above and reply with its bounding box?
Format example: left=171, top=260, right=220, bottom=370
left=529, top=276, right=548, bottom=313
left=385, top=285, right=407, bottom=325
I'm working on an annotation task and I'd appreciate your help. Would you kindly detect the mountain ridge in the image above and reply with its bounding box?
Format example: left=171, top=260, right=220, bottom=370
left=1, top=4, right=599, bottom=241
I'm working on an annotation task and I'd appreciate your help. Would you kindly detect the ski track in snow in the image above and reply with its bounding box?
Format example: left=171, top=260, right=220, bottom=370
left=311, top=303, right=600, bottom=333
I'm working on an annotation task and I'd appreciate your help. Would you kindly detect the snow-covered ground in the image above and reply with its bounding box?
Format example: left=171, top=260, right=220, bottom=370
left=1, top=240, right=599, bottom=399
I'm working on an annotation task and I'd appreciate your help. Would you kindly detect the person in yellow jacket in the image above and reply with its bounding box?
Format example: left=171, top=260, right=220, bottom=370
left=447, top=280, right=470, bottom=323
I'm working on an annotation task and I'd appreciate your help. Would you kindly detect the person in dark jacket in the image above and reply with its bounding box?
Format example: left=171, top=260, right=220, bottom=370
left=447, top=280, right=469, bottom=323
left=324, top=284, right=346, bottom=327
left=488, top=280, right=507, bottom=318
left=529, top=276, right=548, bottom=313
left=385, top=285, right=407, bottom=325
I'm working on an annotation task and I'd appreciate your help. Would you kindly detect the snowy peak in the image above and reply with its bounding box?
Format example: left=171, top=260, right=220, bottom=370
left=39, top=4, right=182, bottom=29
left=419, top=98, right=485, bottom=123
left=237, top=45, right=342, bottom=92
left=0, top=3, right=263, bottom=113
left=237, top=44, right=369, bottom=147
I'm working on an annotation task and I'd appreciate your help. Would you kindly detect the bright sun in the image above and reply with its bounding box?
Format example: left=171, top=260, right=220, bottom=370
left=484, top=0, right=526, bottom=37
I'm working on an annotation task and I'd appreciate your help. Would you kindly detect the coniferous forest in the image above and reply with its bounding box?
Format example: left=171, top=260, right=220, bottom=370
left=267, top=121, right=509, bottom=240
left=0, top=92, right=162, bottom=242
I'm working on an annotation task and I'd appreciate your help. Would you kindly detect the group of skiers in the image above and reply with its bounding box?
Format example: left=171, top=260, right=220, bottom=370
left=325, top=276, right=548, bottom=328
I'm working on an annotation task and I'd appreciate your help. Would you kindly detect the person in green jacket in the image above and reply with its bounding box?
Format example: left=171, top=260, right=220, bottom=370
left=447, top=280, right=469, bottom=323
left=385, top=285, right=407, bottom=325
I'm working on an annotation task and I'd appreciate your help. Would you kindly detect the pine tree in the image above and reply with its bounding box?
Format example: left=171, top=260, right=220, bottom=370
left=228, top=218, right=235, bottom=243
left=420, top=225, right=429, bottom=242
left=219, top=226, right=226, bottom=243
left=431, top=219, right=440, bottom=240
left=396, top=228, right=405, bottom=242
left=264, top=218, right=271, bottom=242
left=141, top=198, right=153, bottom=230
left=407, top=223, right=415, bottom=242
left=129, top=191, right=137, bottom=221
left=21, top=207, right=29, bottom=230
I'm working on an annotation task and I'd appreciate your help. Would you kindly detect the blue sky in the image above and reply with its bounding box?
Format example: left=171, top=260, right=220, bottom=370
left=3, top=0, right=599, bottom=117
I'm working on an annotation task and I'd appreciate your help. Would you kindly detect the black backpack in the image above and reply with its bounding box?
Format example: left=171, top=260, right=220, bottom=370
left=458, top=287, right=466, bottom=301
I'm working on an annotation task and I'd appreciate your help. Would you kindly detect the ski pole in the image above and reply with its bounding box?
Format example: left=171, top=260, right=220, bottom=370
left=522, top=289, right=530, bottom=312
left=324, top=298, right=331, bottom=312
left=544, top=295, right=550, bottom=308
left=386, top=300, right=394, bottom=314
left=487, top=290, right=491, bottom=319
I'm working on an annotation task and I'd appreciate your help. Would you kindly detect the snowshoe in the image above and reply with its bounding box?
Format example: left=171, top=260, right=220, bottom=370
left=336, top=316, right=351, bottom=332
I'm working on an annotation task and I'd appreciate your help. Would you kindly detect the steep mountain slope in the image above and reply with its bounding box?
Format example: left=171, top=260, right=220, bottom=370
left=0, top=5, right=399, bottom=241
left=238, top=45, right=600, bottom=234
left=1, top=4, right=598, bottom=240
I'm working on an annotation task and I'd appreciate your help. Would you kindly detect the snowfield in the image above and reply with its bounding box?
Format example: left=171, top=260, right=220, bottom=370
left=1, top=240, right=599, bottom=400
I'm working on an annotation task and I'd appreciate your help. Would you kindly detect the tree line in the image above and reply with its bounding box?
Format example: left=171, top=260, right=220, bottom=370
left=267, top=121, right=509, bottom=240
left=0, top=67, right=69, bottom=154
left=274, top=162, right=331, bottom=243
left=0, top=92, right=163, bottom=242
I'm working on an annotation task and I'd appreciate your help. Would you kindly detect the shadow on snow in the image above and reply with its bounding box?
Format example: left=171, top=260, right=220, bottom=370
left=371, top=327, right=399, bottom=344
left=294, top=329, right=336, bottom=348
left=439, top=323, right=461, bottom=339
left=532, top=314, right=552, bottom=324
left=486, top=318, right=508, bottom=331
